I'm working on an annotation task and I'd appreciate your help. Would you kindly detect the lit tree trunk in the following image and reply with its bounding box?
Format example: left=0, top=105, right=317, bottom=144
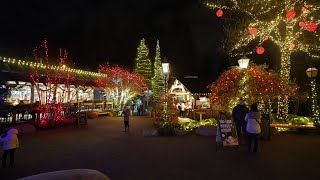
left=277, top=44, right=291, bottom=120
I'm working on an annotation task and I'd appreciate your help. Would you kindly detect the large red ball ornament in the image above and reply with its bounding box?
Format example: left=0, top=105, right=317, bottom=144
left=299, top=21, right=305, bottom=27
left=249, top=28, right=257, bottom=35
left=306, top=23, right=318, bottom=32
left=302, top=7, right=308, bottom=13
left=289, top=44, right=296, bottom=49
left=216, top=9, right=223, bottom=17
left=256, top=46, right=265, bottom=55
left=286, top=10, right=296, bottom=19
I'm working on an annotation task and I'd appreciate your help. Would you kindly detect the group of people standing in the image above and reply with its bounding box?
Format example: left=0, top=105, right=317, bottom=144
left=232, top=98, right=261, bottom=153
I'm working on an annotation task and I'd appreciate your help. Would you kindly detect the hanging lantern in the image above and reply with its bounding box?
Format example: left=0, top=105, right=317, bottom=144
left=299, top=21, right=305, bottom=27
left=289, top=44, right=296, bottom=50
left=256, top=46, right=265, bottom=55
left=249, top=28, right=257, bottom=35
left=302, top=7, right=308, bottom=13
left=306, top=23, right=318, bottom=32
left=286, top=10, right=296, bottom=19
left=216, top=9, right=223, bottom=17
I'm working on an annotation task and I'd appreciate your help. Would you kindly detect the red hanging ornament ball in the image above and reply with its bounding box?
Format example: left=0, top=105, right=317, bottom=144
left=306, top=23, right=318, bottom=32
left=302, top=7, right=308, bottom=13
left=286, top=10, right=296, bottom=20
left=256, top=46, right=265, bottom=55
left=289, top=44, right=296, bottom=49
left=299, top=21, right=305, bottom=27
left=249, top=28, right=257, bottom=35
left=216, top=9, right=223, bottom=17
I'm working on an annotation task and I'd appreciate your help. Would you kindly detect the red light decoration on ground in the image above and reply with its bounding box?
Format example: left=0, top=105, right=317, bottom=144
left=256, top=46, right=265, bottom=55
left=249, top=28, right=257, bottom=35
left=216, top=9, right=223, bottom=17
left=306, top=23, right=318, bottom=32
left=286, top=10, right=296, bottom=20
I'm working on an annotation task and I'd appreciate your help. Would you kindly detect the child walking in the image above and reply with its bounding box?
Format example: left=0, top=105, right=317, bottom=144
left=122, top=106, right=130, bottom=132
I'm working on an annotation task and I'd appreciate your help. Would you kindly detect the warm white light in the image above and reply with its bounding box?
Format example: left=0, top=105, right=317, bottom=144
left=162, top=62, right=169, bottom=75
left=306, top=67, right=318, bottom=78
left=238, top=57, right=250, bottom=69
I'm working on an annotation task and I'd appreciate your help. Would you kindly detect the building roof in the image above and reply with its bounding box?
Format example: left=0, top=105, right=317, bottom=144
left=0, top=56, right=104, bottom=86
left=168, top=77, right=211, bottom=94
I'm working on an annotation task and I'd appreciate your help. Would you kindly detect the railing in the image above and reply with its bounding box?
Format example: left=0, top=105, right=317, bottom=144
left=186, top=109, right=230, bottom=120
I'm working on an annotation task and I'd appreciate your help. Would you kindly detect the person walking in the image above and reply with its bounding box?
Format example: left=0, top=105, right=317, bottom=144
left=245, top=103, right=261, bottom=153
left=232, top=98, right=248, bottom=144
left=122, top=106, right=130, bottom=132
left=0, top=128, right=19, bottom=167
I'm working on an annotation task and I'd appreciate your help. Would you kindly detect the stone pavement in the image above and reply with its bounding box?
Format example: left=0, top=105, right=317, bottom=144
left=1, top=116, right=320, bottom=180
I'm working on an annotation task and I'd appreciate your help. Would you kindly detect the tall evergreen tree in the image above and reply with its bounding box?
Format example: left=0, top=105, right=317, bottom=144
left=152, top=40, right=165, bottom=102
left=134, top=38, right=152, bottom=88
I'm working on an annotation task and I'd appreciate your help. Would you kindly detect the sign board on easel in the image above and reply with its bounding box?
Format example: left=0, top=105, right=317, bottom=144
left=218, top=119, right=239, bottom=147
left=78, top=112, right=87, bottom=127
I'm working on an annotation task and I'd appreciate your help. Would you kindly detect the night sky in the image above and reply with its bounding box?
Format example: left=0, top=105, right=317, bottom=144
left=0, top=0, right=230, bottom=89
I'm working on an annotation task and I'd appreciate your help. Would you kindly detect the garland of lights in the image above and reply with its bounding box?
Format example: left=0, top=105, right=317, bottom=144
left=310, top=79, right=320, bottom=124
left=205, top=0, right=320, bottom=120
left=151, top=40, right=165, bottom=102
left=0, top=57, right=105, bottom=77
left=134, top=38, right=152, bottom=88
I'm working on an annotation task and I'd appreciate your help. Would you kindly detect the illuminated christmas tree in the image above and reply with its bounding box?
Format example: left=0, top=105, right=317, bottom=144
left=152, top=40, right=165, bottom=102
left=134, top=38, right=152, bottom=88
left=205, top=0, right=320, bottom=119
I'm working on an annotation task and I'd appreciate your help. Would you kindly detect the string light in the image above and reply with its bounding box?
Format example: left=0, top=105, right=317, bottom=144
left=0, top=56, right=105, bottom=77
left=152, top=40, right=165, bottom=102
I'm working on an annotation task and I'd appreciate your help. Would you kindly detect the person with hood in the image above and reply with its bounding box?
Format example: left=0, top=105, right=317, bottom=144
left=245, top=103, right=261, bottom=153
left=232, top=98, right=249, bottom=144
left=0, top=128, right=19, bottom=167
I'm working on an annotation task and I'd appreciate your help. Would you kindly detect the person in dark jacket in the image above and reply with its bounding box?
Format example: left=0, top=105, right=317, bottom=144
left=232, top=98, right=248, bottom=144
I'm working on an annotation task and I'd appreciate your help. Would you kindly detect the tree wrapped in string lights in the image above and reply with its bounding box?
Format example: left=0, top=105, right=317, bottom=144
left=151, top=40, right=165, bottom=102
left=153, top=94, right=178, bottom=128
left=134, top=38, right=152, bottom=88
left=205, top=0, right=320, bottom=119
left=30, top=39, right=75, bottom=126
left=209, top=64, right=297, bottom=112
left=95, top=64, right=148, bottom=110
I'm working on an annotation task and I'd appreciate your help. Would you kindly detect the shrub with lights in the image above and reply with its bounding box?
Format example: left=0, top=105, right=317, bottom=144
left=153, top=94, right=179, bottom=135
left=209, top=64, right=297, bottom=112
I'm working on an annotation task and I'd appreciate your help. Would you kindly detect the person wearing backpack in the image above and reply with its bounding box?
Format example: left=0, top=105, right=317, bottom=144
left=245, top=103, right=261, bottom=153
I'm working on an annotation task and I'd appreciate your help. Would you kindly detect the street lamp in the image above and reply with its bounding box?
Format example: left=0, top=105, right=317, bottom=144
left=238, top=57, right=250, bottom=101
left=238, top=56, right=250, bottom=69
left=162, top=60, right=169, bottom=126
left=306, top=67, right=319, bottom=125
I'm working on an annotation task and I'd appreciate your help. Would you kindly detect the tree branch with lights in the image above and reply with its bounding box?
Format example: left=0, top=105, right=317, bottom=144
left=95, top=64, right=148, bottom=110
left=205, top=0, right=319, bottom=119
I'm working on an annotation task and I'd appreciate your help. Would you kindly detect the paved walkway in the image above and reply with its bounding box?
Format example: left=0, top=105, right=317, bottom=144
left=1, top=116, right=320, bottom=180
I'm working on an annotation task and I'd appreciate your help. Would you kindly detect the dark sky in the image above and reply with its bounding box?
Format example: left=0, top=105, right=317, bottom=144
left=0, top=0, right=229, bottom=88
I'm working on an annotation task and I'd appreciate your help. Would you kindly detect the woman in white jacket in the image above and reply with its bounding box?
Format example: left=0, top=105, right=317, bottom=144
left=245, top=103, right=261, bottom=153
left=0, top=128, right=19, bottom=167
